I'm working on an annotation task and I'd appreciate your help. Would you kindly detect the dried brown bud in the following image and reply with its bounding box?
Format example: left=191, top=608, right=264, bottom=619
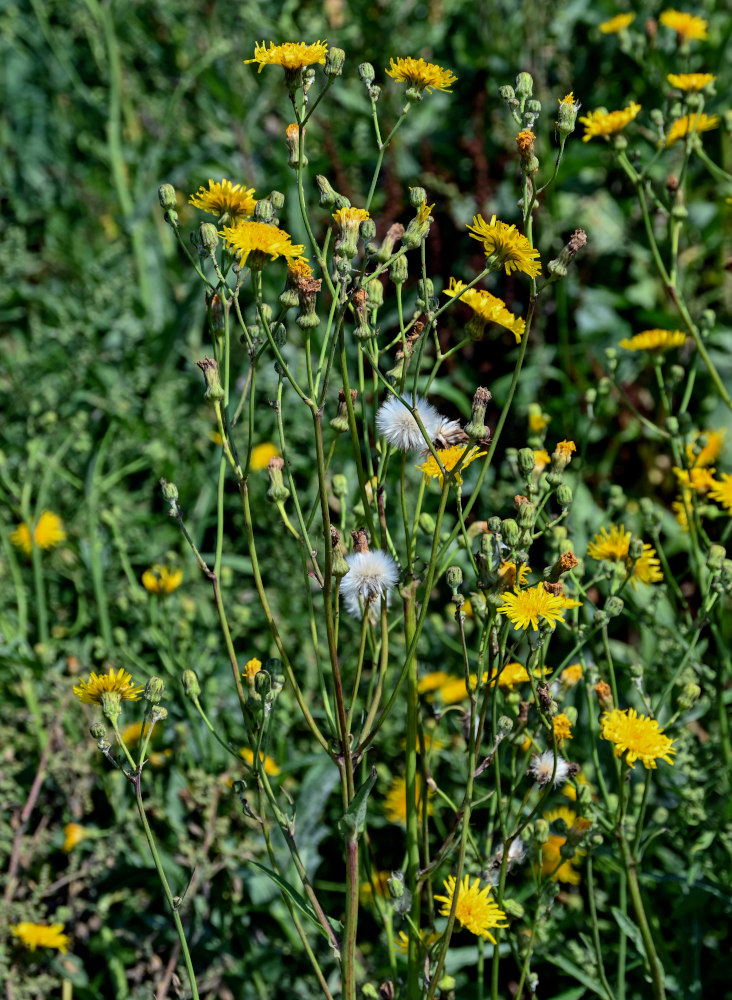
left=351, top=528, right=370, bottom=553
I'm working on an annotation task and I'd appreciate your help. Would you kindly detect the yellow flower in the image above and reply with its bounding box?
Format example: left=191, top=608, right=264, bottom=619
left=73, top=667, right=144, bottom=705
left=709, top=473, right=732, bottom=513
left=416, top=445, right=487, bottom=487
left=497, top=584, right=568, bottom=631
left=63, top=823, right=88, bottom=852
left=11, top=511, right=66, bottom=555
left=601, top=707, right=676, bottom=769
left=554, top=439, right=576, bottom=460
left=659, top=9, right=708, bottom=42
left=434, top=875, right=508, bottom=943
left=667, top=72, right=716, bottom=91
left=240, top=747, right=281, bottom=776
left=467, top=214, right=541, bottom=278
left=489, top=661, right=530, bottom=690
left=620, top=328, right=688, bottom=351
left=385, top=56, right=456, bottom=95
left=553, top=713, right=573, bottom=745
left=142, top=565, right=183, bottom=595
left=496, top=561, right=531, bottom=590
left=599, top=13, right=636, bottom=33
left=10, top=922, right=69, bottom=953
left=250, top=442, right=280, bottom=471
left=189, top=179, right=256, bottom=221
left=541, top=835, right=583, bottom=883
left=119, top=721, right=152, bottom=746
left=686, top=429, right=725, bottom=468
left=443, top=277, right=525, bottom=342
left=359, top=870, right=392, bottom=906
left=528, top=407, right=549, bottom=432
left=664, top=112, right=719, bottom=147
left=383, top=774, right=432, bottom=825
left=242, top=657, right=263, bottom=683
left=587, top=524, right=663, bottom=586
left=560, top=663, right=583, bottom=687
left=533, top=449, right=551, bottom=469
left=395, top=929, right=442, bottom=956
left=246, top=40, right=328, bottom=74
left=417, top=671, right=452, bottom=694
left=673, top=466, right=717, bottom=493
left=580, top=102, right=641, bottom=141
left=220, top=220, right=306, bottom=269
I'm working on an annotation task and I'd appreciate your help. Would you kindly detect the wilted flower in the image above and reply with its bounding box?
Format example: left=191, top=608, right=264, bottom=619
left=529, top=750, right=571, bottom=787
left=340, top=549, right=399, bottom=620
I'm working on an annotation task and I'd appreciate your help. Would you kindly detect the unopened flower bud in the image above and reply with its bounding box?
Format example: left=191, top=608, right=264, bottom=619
left=360, top=218, right=377, bottom=243
left=628, top=537, right=644, bottom=561
left=196, top=356, right=225, bottom=402
left=160, top=479, right=179, bottom=507
left=518, top=448, right=535, bottom=476
left=498, top=715, right=514, bottom=737
left=254, top=198, right=275, bottom=224
left=502, top=898, right=524, bottom=919
left=90, top=722, right=107, bottom=740
left=707, top=544, right=725, bottom=571
left=199, top=222, right=219, bottom=253
left=465, top=386, right=492, bottom=439
left=151, top=706, right=168, bottom=724
left=359, top=62, right=375, bottom=83
left=266, top=456, right=290, bottom=502
left=144, top=676, right=165, bottom=705
left=297, top=277, right=322, bottom=330
left=499, top=84, right=516, bottom=103
left=419, top=512, right=436, bottom=536
left=548, top=229, right=587, bottom=278
left=517, top=501, right=536, bottom=529
left=501, top=518, right=520, bottom=547
left=534, top=819, right=549, bottom=844
left=515, top=72, right=533, bottom=99
left=331, top=388, right=357, bottom=433
left=285, top=123, right=306, bottom=168
left=446, top=565, right=463, bottom=592
left=594, top=681, right=613, bottom=712
left=678, top=682, right=701, bottom=710
left=605, top=595, right=624, bottom=618
left=325, top=47, right=345, bottom=77
left=158, top=183, right=176, bottom=210
left=409, top=187, right=427, bottom=207
left=556, top=484, right=573, bottom=509
left=389, top=254, right=408, bottom=286
left=182, top=669, right=201, bottom=698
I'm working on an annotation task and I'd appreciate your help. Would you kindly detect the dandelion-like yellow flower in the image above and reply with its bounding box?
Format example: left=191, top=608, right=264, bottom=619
left=516, top=129, right=535, bottom=152
left=560, top=663, right=584, bottom=686
left=587, top=523, right=663, bottom=586
left=10, top=511, right=66, bottom=555
left=620, top=328, right=688, bottom=351
left=287, top=257, right=314, bottom=279
left=528, top=408, right=550, bottom=432
left=240, top=747, right=281, bottom=776
left=416, top=445, right=487, bottom=487
left=496, top=561, right=531, bottom=590
left=554, top=439, right=576, bottom=460
left=667, top=72, right=716, bottom=91
left=394, top=928, right=442, bottom=955
left=242, top=657, right=263, bottom=683
left=709, top=473, right=732, bottom=513
left=142, top=565, right=183, bottom=595
left=541, top=835, right=583, bottom=883
left=10, top=922, right=69, bottom=953
left=673, top=466, right=717, bottom=493
left=580, top=102, right=641, bottom=141
left=189, top=179, right=256, bottom=221
left=534, top=449, right=551, bottom=469
left=659, top=9, right=708, bottom=42
left=385, top=56, right=457, bottom=95
left=664, top=112, right=719, bottom=147
left=599, top=13, right=636, bottom=33
left=497, top=584, right=568, bottom=631
left=443, top=277, right=525, bottom=342
left=73, top=667, right=144, bottom=705
left=221, top=220, right=306, bottom=269
left=434, top=875, right=508, bottom=943
left=383, top=774, right=432, bottom=825
left=686, top=429, right=725, bottom=468
left=467, top=215, right=541, bottom=278
left=63, top=823, right=88, bottom=852
left=250, top=442, right=280, bottom=471
left=489, top=661, right=531, bottom=690
left=417, top=670, right=452, bottom=694
left=553, top=713, right=573, bottom=745
left=601, top=707, right=676, bottom=769
left=246, top=40, right=328, bottom=74
left=119, top=721, right=151, bottom=746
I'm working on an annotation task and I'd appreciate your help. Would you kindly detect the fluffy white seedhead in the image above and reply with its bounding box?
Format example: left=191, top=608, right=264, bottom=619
left=375, top=394, right=442, bottom=451
left=528, top=751, right=570, bottom=787
left=340, top=549, right=399, bottom=621
left=432, top=415, right=468, bottom=450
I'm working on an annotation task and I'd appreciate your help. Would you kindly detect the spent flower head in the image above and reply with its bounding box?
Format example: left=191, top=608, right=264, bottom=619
left=601, top=707, right=677, bottom=769
left=434, top=875, right=508, bottom=943
left=376, top=394, right=444, bottom=451
left=529, top=750, right=571, bottom=787
left=340, top=549, right=399, bottom=620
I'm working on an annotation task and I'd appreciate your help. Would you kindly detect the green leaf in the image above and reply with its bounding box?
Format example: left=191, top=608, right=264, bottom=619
left=338, top=766, right=378, bottom=840
left=247, top=860, right=342, bottom=942
left=544, top=953, right=609, bottom=999
left=611, top=906, right=646, bottom=962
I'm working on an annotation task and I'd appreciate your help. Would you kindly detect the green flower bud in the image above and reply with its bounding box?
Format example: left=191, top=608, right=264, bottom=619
left=360, top=218, right=377, bottom=242
left=502, top=898, right=524, bottom=919
left=446, top=565, right=463, bottom=592
left=707, top=544, right=725, bottom=571
left=389, top=254, right=408, bottom=286
left=557, top=484, right=573, bottom=509
left=90, top=722, right=107, bottom=740
left=419, top=512, right=436, bottom=536
left=486, top=516, right=501, bottom=534
left=158, top=183, right=176, bottom=210
left=159, top=478, right=179, bottom=505
left=266, top=456, right=291, bottom=503
left=605, top=595, right=624, bottom=618
left=359, top=62, right=375, bottom=83
left=196, top=356, right=226, bottom=403
left=501, top=518, right=520, bottom=547
left=325, top=47, right=345, bottom=77
left=518, top=448, right=535, bottom=475
left=315, top=174, right=338, bottom=208
left=515, top=72, right=533, bottom=99
left=534, top=818, right=549, bottom=844
left=182, top=669, right=201, bottom=698
left=199, top=222, right=219, bottom=252
left=678, top=682, right=701, bottom=710
left=151, top=706, right=168, bottom=724
left=144, top=676, right=165, bottom=705
left=409, top=186, right=427, bottom=207
left=254, top=198, right=275, bottom=224
left=465, top=386, right=492, bottom=439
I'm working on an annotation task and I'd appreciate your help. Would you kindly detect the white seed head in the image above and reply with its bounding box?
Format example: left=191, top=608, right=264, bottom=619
left=375, top=394, right=442, bottom=451
left=528, top=750, right=570, bottom=787
left=340, top=549, right=399, bottom=620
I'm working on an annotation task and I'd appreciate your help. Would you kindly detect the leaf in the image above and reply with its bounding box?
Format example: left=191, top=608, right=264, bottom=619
left=544, top=953, right=609, bottom=999
left=247, top=860, right=342, bottom=942
left=611, top=906, right=646, bottom=961
left=338, top=766, right=378, bottom=840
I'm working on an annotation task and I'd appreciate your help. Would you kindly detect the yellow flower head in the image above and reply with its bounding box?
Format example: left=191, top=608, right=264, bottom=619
left=250, top=442, right=280, bottom=471
left=496, top=561, right=530, bottom=590
left=385, top=57, right=457, bottom=95
left=242, top=657, right=263, bottom=683
left=489, top=661, right=530, bottom=690
left=541, top=835, right=583, bottom=883
left=434, top=875, right=508, bottom=943
left=599, top=13, right=636, bottom=33
left=240, top=747, right=280, bottom=776
left=528, top=406, right=550, bottom=432
left=467, top=214, right=541, bottom=278
left=533, top=449, right=551, bottom=470
left=383, top=774, right=432, bottom=826
left=221, top=220, right=306, bottom=270
left=287, top=256, right=314, bottom=279
left=554, top=439, right=576, bottom=459
left=189, top=179, right=256, bottom=221
left=553, top=712, right=573, bottom=745
left=73, top=667, right=144, bottom=705
left=580, top=102, right=641, bottom=141
left=497, top=584, right=568, bottom=631
left=63, top=822, right=88, bottom=852
left=709, top=473, right=732, bottom=513
left=142, top=565, right=183, bottom=595
left=659, top=9, right=708, bottom=42
left=673, top=466, right=717, bottom=493
left=516, top=129, right=535, bottom=152
left=444, top=278, right=525, bottom=342
left=667, top=72, right=716, bottom=91
left=246, top=40, right=328, bottom=74
left=664, top=112, right=719, bottom=147
left=619, top=329, right=688, bottom=351
left=416, top=445, right=486, bottom=487
left=588, top=523, right=632, bottom=561
left=11, top=511, right=66, bottom=555
left=10, top=922, right=69, bottom=953
left=601, top=707, right=676, bottom=769
left=686, top=429, right=725, bottom=468
left=119, top=721, right=152, bottom=746
left=560, top=663, right=584, bottom=687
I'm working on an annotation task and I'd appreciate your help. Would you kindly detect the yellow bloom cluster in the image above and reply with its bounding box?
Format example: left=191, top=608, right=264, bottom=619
left=599, top=13, right=635, bottom=33
left=664, top=112, right=719, bottom=147
left=246, top=40, right=328, bottom=73
left=659, top=9, right=708, bottom=42
left=142, top=565, right=183, bottom=595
